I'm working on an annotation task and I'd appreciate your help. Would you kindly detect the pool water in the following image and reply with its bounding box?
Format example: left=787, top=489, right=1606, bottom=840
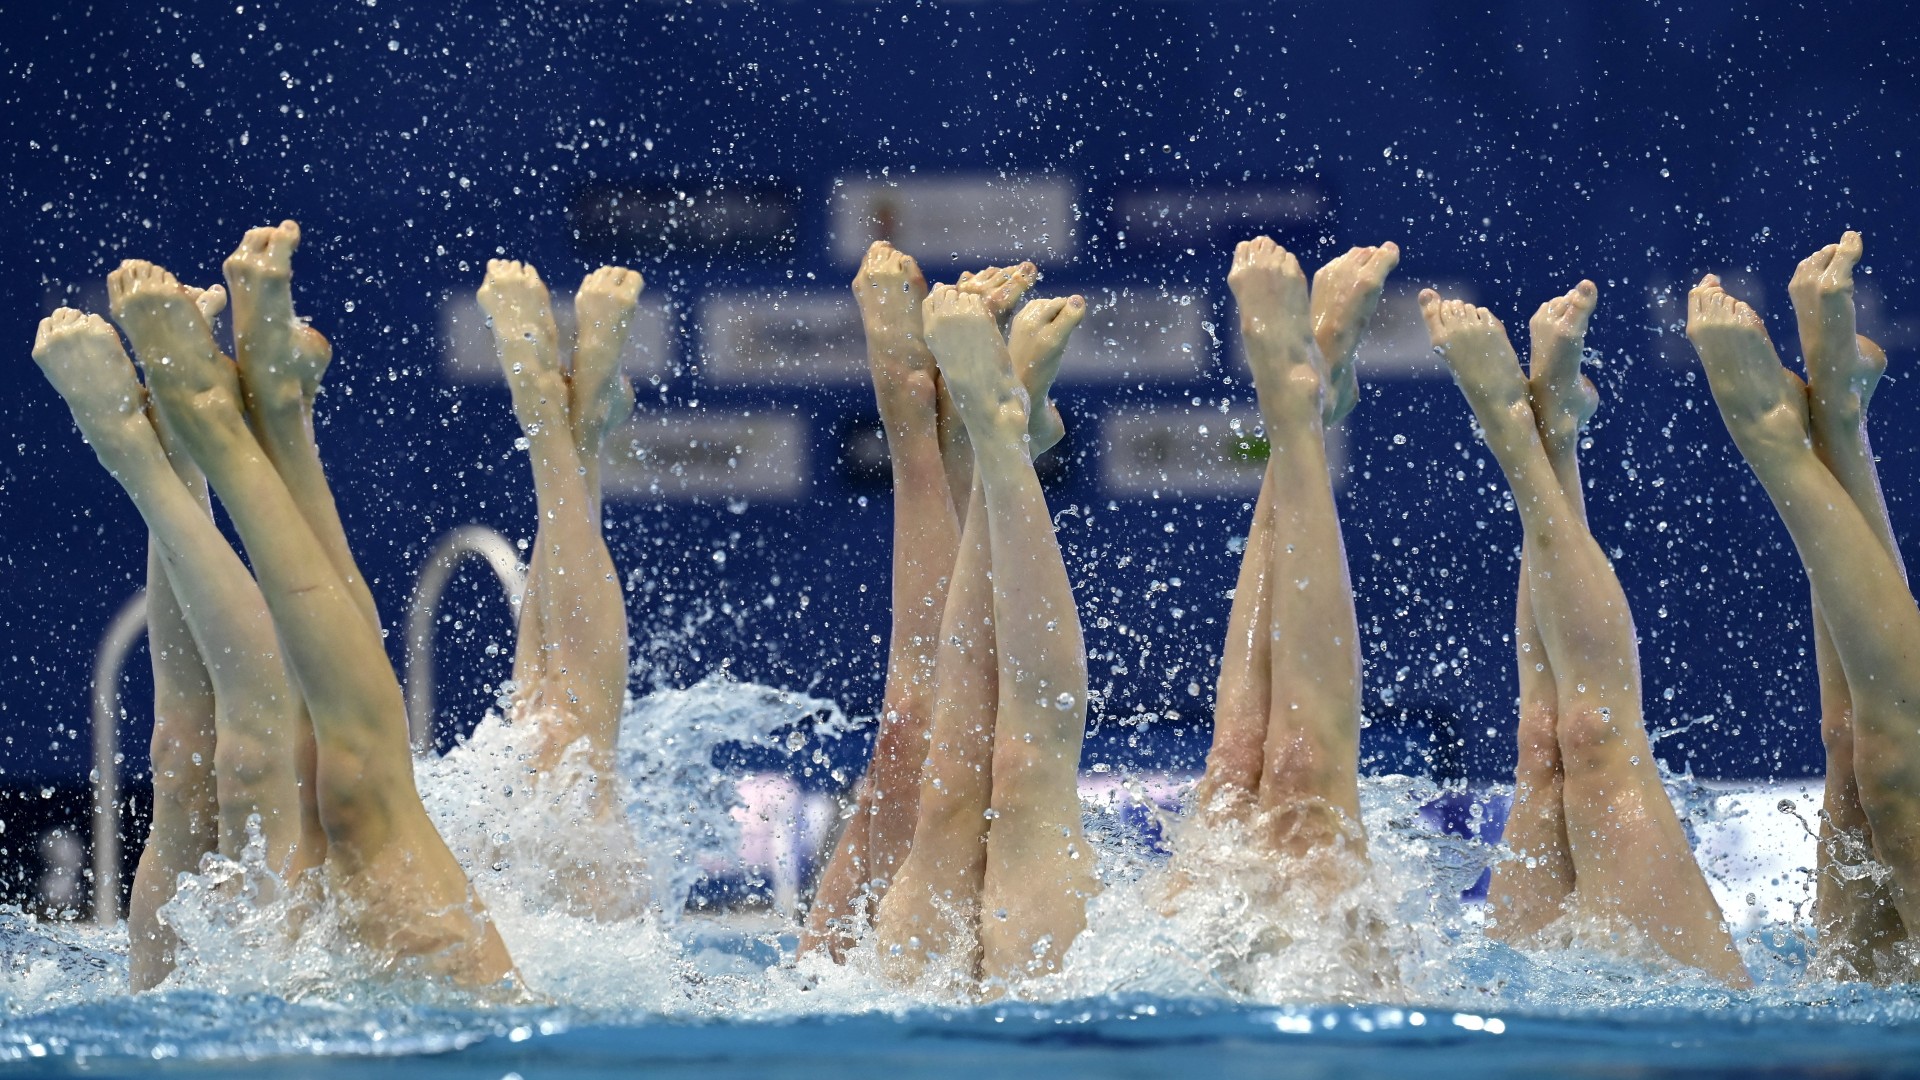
left=3, top=681, right=1913, bottom=1077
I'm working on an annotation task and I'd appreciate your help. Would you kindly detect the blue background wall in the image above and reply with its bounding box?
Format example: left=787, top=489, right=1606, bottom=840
left=2, top=0, right=1917, bottom=851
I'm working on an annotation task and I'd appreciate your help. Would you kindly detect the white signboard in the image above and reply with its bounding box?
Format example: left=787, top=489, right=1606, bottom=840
left=1056, top=290, right=1208, bottom=382
left=1100, top=407, right=1269, bottom=497
left=831, top=174, right=1076, bottom=265
left=1100, top=407, right=1347, bottom=497
left=440, top=293, right=672, bottom=384
left=699, top=291, right=866, bottom=385
left=1113, top=186, right=1323, bottom=247
left=604, top=411, right=808, bottom=501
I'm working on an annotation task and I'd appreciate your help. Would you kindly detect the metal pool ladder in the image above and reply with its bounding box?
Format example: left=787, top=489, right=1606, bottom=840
left=402, top=525, right=526, bottom=754
left=87, top=525, right=525, bottom=922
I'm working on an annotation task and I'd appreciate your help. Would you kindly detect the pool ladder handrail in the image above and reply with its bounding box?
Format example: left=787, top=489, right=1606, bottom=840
left=87, top=525, right=524, bottom=922
left=89, top=591, right=148, bottom=925
left=402, top=525, right=526, bottom=754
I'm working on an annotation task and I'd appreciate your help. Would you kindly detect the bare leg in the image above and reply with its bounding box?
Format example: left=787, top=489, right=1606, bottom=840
left=506, top=267, right=645, bottom=695
left=1426, top=290, right=1747, bottom=985
left=1488, top=281, right=1599, bottom=940
left=479, top=262, right=632, bottom=774
left=34, top=306, right=318, bottom=876
left=132, top=289, right=225, bottom=989
left=805, top=243, right=958, bottom=955
left=1196, top=464, right=1277, bottom=811
left=129, top=542, right=217, bottom=990
left=876, top=293, right=1084, bottom=982
left=222, top=223, right=380, bottom=638
left=1689, top=274, right=1920, bottom=956
left=114, top=262, right=515, bottom=988
left=933, top=263, right=1046, bottom=515
left=1219, top=239, right=1366, bottom=862
left=1784, top=234, right=1908, bottom=971
left=922, top=285, right=1096, bottom=986
left=1198, top=243, right=1398, bottom=816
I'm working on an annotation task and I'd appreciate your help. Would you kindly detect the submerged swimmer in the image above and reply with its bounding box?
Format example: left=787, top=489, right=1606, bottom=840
left=1688, top=233, right=1920, bottom=981
left=806, top=243, right=1096, bottom=990
left=33, top=224, right=516, bottom=989
left=1191, top=237, right=1397, bottom=878
left=1420, top=283, right=1749, bottom=985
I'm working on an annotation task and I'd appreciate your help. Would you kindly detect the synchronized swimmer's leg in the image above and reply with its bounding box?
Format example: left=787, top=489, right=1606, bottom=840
left=1688, top=269, right=1920, bottom=961
left=804, top=243, right=959, bottom=955
left=1426, top=290, right=1747, bottom=984
left=479, top=262, right=634, bottom=774
left=222, top=223, right=380, bottom=640
left=922, top=284, right=1096, bottom=986
left=1218, top=239, right=1368, bottom=861
left=32, top=302, right=323, bottom=985
left=129, top=540, right=218, bottom=990
left=111, top=257, right=515, bottom=987
left=1198, top=242, right=1397, bottom=819
left=876, top=290, right=1083, bottom=983
left=1779, top=234, right=1909, bottom=973
left=1486, top=281, right=1598, bottom=940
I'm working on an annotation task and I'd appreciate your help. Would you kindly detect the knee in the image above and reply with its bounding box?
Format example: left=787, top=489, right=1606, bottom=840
left=213, top=734, right=292, bottom=797
left=1553, top=700, right=1637, bottom=772
left=149, top=721, right=213, bottom=801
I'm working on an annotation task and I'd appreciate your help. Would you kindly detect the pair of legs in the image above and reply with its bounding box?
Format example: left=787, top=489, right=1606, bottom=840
left=805, top=243, right=1094, bottom=988
left=1688, top=233, right=1917, bottom=979
left=1194, top=238, right=1398, bottom=873
left=1422, top=285, right=1748, bottom=985
left=474, top=260, right=643, bottom=916
left=33, top=222, right=515, bottom=989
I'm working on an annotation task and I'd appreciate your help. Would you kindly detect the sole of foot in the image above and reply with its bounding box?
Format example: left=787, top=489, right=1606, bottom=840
left=1418, top=290, right=1538, bottom=454
left=1008, top=295, right=1085, bottom=455
left=1526, top=280, right=1602, bottom=452
left=1228, top=237, right=1324, bottom=425
left=32, top=309, right=153, bottom=453
left=854, top=242, right=933, bottom=352
left=570, top=265, right=644, bottom=458
left=108, top=260, right=247, bottom=453
left=477, top=260, right=570, bottom=438
left=1789, top=232, right=1880, bottom=421
left=922, top=285, right=1026, bottom=440
left=222, top=221, right=333, bottom=417
left=856, top=242, right=941, bottom=431
left=1310, top=242, right=1401, bottom=426
left=1685, top=275, right=1811, bottom=456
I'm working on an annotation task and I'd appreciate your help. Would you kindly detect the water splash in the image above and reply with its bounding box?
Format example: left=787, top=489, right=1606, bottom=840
left=8, top=681, right=1920, bottom=1066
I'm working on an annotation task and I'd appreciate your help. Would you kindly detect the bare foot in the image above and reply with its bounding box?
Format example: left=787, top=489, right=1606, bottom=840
left=854, top=242, right=940, bottom=427
left=1790, top=232, right=1882, bottom=431
left=1310, top=242, right=1400, bottom=425
left=108, top=261, right=248, bottom=458
left=922, top=285, right=1027, bottom=444
left=184, top=284, right=228, bottom=324
left=32, top=309, right=156, bottom=457
left=1526, top=280, right=1601, bottom=455
left=1227, top=237, right=1324, bottom=428
left=570, top=265, right=644, bottom=459
left=222, top=221, right=333, bottom=420
left=956, top=262, right=1038, bottom=331
left=1418, top=291, right=1537, bottom=458
left=477, top=260, right=570, bottom=442
left=1007, top=295, right=1084, bottom=455
left=1686, top=275, right=1810, bottom=462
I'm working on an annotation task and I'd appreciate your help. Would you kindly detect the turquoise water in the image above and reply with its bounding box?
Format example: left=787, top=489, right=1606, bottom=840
left=5, top=681, right=1918, bottom=1077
